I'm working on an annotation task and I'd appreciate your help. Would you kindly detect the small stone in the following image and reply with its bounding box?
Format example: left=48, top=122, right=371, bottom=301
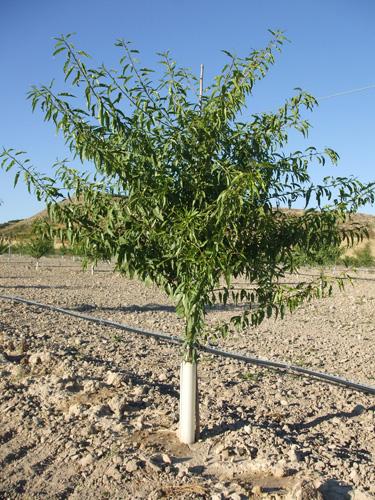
left=66, top=403, right=85, bottom=419
left=175, top=463, right=188, bottom=477
left=79, top=453, right=95, bottom=467
left=229, top=494, right=241, bottom=500
left=106, top=371, right=122, bottom=387
left=133, top=385, right=147, bottom=396
left=315, top=460, right=325, bottom=470
left=112, top=454, right=122, bottom=466
left=161, top=453, right=172, bottom=464
left=134, top=416, right=144, bottom=430
left=125, top=459, right=139, bottom=473
left=82, top=380, right=97, bottom=394
left=288, top=445, right=303, bottom=463
left=108, top=396, right=127, bottom=419
left=105, top=465, right=122, bottom=481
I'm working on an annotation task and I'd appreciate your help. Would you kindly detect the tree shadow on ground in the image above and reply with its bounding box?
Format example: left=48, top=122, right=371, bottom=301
left=292, top=404, right=375, bottom=432
left=59, top=346, right=179, bottom=399
left=201, top=398, right=374, bottom=463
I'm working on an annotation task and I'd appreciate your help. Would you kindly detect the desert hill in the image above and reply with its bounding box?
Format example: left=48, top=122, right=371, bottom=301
left=0, top=209, right=49, bottom=240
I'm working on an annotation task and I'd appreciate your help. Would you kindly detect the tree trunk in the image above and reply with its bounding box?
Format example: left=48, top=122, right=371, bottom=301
left=179, top=360, right=200, bottom=444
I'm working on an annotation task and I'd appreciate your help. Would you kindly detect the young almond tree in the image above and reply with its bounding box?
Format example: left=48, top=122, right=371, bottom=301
left=1, top=32, right=374, bottom=443
left=70, top=240, right=111, bottom=274
left=26, top=223, right=54, bottom=270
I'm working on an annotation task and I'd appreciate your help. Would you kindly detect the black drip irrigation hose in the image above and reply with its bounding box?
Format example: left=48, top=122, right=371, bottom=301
left=0, top=293, right=374, bottom=396
left=296, top=272, right=375, bottom=283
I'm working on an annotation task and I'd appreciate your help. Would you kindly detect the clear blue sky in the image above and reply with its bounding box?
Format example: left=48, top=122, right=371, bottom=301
left=1, top=0, right=375, bottom=223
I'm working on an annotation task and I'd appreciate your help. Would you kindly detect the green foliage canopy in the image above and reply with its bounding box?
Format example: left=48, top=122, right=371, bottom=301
left=26, top=222, right=54, bottom=260
left=2, top=31, right=374, bottom=359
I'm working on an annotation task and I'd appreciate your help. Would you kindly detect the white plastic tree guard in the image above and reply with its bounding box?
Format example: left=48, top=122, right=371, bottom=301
left=179, top=361, right=199, bottom=444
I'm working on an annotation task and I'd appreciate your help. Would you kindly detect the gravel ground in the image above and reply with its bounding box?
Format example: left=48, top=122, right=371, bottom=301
left=0, top=256, right=374, bottom=499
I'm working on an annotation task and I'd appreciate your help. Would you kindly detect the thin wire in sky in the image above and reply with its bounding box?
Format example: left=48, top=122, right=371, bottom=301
left=319, top=84, right=375, bottom=100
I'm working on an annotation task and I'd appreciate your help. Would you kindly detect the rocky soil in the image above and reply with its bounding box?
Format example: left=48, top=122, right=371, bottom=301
left=0, top=256, right=374, bottom=499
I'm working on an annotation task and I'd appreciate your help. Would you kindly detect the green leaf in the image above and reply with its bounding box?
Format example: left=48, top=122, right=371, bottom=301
left=53, top=46, right=66, bottom=56
left=13, top=171, right=20, bottom=187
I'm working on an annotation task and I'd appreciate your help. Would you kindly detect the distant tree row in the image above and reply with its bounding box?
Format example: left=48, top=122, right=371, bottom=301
left=0, top=221, right=112, bottom=270
left=2, top=223, right=373, bottom=268
left=295, top=239, right=375, bottom=267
